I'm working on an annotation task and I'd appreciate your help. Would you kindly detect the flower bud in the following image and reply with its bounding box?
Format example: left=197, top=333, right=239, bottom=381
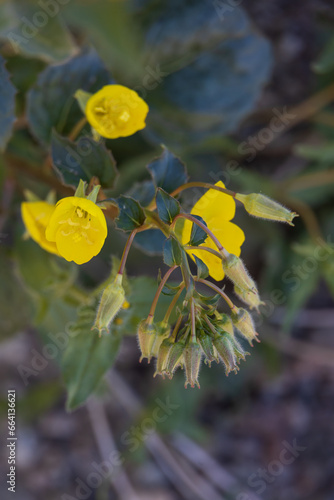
left=184, top=340, right=202, bottom=388
left=154, top=338, right=174, bottom=378
left=198, top=331, right=218, bottom=366
left=150, top=322, right=171, bottom=358
left=165, top=342, right=186, bottom=377
left=213, top=334, right=237, bottom=375
left=234, top=285, right=265, bottom=312
left=222, top=253, right=257, bottom=294
left=231, top=307, right=259, bottom=345
left=235, top=193, right=298, bottom=226
left=215, top=313, right=234, bottom=335
left=93, top=274, right=125, bottom=334
left=137, top=319, right=156, bottom=363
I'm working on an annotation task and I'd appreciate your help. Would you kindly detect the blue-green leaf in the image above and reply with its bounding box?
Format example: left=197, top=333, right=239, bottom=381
left=163, top=236, right=182, bottom=267
left=116, top=195, right=146, bottom=231
left=51, top=130, right=118, bottom=188
left=188, top=215, right=208, bottom=247
left=0, top=54, right=16, bottom=152
left=27, top=49, right=111, bottom=145
left=156, top=188, right=180, bottom=224
left=141, top=0, right=272, bottom=146
left=147, top=146, right=188, bottom=194
left=194, top=255, right=209, bottom=280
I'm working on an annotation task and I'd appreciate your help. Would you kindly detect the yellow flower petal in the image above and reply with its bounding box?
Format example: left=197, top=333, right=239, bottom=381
left=191, top=181, right=236, bottom=222
left=181, top=182, right=245, bottom=281
left=45, top=197, right=107, bottom=265
left=21, top=201, right=59, bottom=255
left=86, top=85, right=149, bottom=139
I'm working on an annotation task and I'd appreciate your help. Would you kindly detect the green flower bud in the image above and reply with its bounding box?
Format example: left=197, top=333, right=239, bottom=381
left=150, top=322, right=171, bottom=358
left=165, top=341, right=186, bottom=378
left=235, top=193, right=298, bottom=226
left=198, top=331, right=218, bottom=366
left=234, top=285, right=265, bottom=312
left=154, top=338, right=174, bottom=378
left=213, top=334, right=237, bottom=375
left=93, top=274, right=125, bottom=334
left=184, top=340, right=202, bottom=388
left=231, top=307, right=259, bottom=345
left=222, top=253, right=257, bottom=295
left=215, top=313, right=234, bottom=335
left=137, top=319, right=156, bottom=363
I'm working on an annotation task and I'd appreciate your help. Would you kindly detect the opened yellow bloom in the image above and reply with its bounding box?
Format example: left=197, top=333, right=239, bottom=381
left=21, top=201, right=59, bottom=255
left=181, top=181, right=245, bottom=281
left=45, top=197, right=107, bottom=265
left=85, top=85, right=149, bottom=139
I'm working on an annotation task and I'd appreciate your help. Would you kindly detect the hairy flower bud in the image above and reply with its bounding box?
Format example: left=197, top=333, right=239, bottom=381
left=184, top=340, right=202, bottom=388
left=234, top=285, right=265, bottom=312
left=222, top=253, right=257, bottom=295
left=213, top=334, right=237, bottom=374
left=198, top=331, right=218, bottom=366
left=215, top=313, right=234, bottom=335
left=150, top=322, right=171, bottom=358
left=137, top=319, right=156, bottom=363
left=165, top=342, right=186, bottom=378
left=231, top=307, right=259, bottom=345
left=235, top=193, right=298, bottom=226
left=93, top=274, right=125, bottom=334
left=154, top=339, right=174, bottom=378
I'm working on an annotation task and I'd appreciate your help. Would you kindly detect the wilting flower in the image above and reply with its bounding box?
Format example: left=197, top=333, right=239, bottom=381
left=45, top=196, right=107, bottom=265
left=85, top=84, right=149, bottom=139
left=21, top=201, right=59, bottom=255
left=181, top=181, right=245, bottom=281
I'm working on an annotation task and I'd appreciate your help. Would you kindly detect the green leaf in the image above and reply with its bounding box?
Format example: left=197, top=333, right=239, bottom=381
left=2, top=0, right=76, bottom=62
left=116, top=195, right=146, bottom=231
left=294, top=143, right=334, bottom=163
left=0, top=54, right=16, bottom=152
left=27, top=48, right=111, bottom=145
left=163, top=236, right=182, bottom=267
left=188, top=215, right=208, bottom=246
left=0, top=248, right=31, bottom=339
left=62, top=0, right=143, bottom=80
left=156, top=188, right=180, bottom=224
left=313, top=35, right=334, bottom=74
left=194, top=255, right=209, bottom=280
left=62, top=304, right=121, bottom=411
left=147, top=146, right=188, bottom=194
left=51, top=130, right=118, bottom=188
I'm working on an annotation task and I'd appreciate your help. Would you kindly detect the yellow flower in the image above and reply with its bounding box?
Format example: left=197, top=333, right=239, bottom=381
left=21, top=201, right=59, bottom=255
left=181, top=181, right=245, bottom=281
left=85, top=85, right=149, bottom=139
left=45, top=197, right=107, bottom=265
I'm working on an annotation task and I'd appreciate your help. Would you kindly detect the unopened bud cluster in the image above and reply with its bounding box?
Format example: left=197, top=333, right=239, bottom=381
left=136, top=305, right=259, bottom=388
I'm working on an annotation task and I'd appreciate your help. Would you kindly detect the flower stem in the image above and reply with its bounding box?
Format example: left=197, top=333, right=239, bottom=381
left=170, top=182, right=236, bottom=199
left=190, top=299, right=196, bottom=342
left=195, top=278, right=236, bottom=311
left=173, top=213, right=226, bottom=254
left=68, top=116, right=87, bottom=141
left=148, top=265, right=179, bottom=320
left=118, top=230, right=137, bottom=276
left=184, top=245, right=223, bottom=259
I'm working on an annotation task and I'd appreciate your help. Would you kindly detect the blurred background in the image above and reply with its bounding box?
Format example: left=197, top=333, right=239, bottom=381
left=1, top=0, right=334, bottom=499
